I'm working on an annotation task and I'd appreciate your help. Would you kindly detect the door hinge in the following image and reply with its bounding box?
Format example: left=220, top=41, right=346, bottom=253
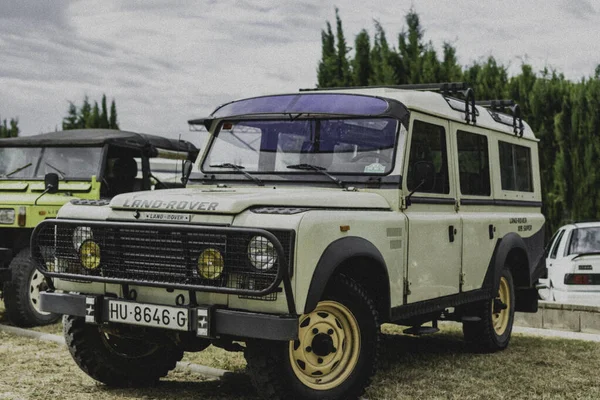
left=404, top=278, right=412, bottom=296
left=459, top=272, right=465, bottom=288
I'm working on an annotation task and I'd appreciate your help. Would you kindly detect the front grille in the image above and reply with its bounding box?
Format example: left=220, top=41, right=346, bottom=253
left=32, top=220, right=293, bottom=296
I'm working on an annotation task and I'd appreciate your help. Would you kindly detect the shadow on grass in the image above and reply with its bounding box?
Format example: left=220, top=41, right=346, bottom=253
left=95, top=372, right=260, bottom=400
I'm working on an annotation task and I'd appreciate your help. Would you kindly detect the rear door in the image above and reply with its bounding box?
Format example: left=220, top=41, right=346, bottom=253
left=403, top=114, right=462, bottom=303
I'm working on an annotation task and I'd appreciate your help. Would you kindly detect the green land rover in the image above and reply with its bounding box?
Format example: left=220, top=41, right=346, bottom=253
left=32, top=83, right=545, bottom=399
left=0, top=129, right=198, bottom=326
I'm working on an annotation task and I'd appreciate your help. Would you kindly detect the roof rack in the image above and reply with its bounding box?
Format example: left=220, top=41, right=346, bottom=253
left=476, top=100, right=524, bottom=137
left=300, top=82, right=478, bottom=125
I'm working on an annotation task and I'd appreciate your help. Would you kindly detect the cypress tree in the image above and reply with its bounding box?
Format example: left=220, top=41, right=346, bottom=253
left=353, top=29, right=371, bottom=86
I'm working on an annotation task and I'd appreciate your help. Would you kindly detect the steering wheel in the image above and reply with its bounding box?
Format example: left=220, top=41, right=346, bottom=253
left=350, top=152, right=392, bottom=163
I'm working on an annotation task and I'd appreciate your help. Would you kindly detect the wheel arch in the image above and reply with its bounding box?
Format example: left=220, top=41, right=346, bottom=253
left=303, top=236, right=391, bottom=322
left=487, top=232, right=530, bottom=289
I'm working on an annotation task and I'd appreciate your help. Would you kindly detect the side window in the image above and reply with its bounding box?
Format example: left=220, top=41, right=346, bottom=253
left=407, top=120, right=449, bottom=194
left=498, top=141, right=533, bottom=192
left=549, top=229, right=566, bottom=259
left=457, top=130, right=490, bottom=196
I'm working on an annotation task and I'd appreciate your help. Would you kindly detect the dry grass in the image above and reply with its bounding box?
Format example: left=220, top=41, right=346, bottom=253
left=2, top=301, right=600, bottom=399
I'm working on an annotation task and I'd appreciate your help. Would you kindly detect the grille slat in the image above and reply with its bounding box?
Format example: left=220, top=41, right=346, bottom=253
left=33, top=220, right=293, bottom=298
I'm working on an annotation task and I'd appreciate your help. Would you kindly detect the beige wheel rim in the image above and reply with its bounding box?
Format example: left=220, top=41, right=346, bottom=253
left=492, top=276, right=510, bottom=335
left=289, top=300, right=361, bottom=391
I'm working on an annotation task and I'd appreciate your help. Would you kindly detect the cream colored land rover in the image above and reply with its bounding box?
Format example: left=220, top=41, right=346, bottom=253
left=32, top=83, right=545, bottom=400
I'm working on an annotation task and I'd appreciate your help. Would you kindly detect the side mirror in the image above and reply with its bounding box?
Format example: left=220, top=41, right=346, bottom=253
left=44, top=173, right=59, bottom=194
left=181, top=160, right=194, bottom=186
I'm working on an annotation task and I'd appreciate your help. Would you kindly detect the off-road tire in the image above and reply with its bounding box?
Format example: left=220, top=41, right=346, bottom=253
left=63, top=315, right=183, bottom=387
left=2, top=248, right=60, bottom=327
left=245, top=274, right=381, bottom=400
left=463, top=268, right=515, bottom=352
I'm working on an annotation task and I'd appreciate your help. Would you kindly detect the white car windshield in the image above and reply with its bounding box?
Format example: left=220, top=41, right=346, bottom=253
left=567, top=227, right=600, bottom=255
left=202, top=118, right=399, bottom=176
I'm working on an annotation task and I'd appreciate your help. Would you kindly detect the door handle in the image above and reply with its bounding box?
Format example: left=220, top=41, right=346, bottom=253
left=489, top=224, right=495, bottom=240
left=449, top=225, right=457, bottom=243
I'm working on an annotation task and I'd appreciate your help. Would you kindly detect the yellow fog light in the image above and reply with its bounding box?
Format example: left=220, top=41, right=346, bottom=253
left=79, top=240, right=101, bottom=270
left=198, top=248, right=224, bottom=280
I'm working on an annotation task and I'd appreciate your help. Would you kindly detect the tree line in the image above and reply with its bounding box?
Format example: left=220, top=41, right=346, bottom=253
left=62, top=94, right=119, bottom=130
left=317, top=8, right=600, bottom=236
left=0, top=116, right=19, bottom=138
left=0, top=94, right=119, bottom=139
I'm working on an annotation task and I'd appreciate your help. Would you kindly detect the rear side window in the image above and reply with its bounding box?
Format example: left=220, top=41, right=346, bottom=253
left=457, top=130, right=490, bottom=196
left=498, top=141, right=533, bottom=192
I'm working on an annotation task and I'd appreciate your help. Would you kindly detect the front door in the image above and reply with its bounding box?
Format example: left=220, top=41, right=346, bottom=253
left=403, top=115, right=462, bottom=303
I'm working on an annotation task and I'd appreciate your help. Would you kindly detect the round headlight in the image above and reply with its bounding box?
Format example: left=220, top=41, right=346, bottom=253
left=79, top=240, right=101, bottom=270
left=248, top=236, right=277, bottom=270
left=73, top=226, right=93, bottom=250
left=198, top=248, right=224, bottom=280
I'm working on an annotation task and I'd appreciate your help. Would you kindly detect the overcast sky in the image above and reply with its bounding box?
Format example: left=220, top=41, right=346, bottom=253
left=1, top=0, right=598, bottom=147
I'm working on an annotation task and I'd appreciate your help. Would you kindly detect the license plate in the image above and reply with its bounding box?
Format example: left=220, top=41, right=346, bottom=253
left=107, top=300, right=190, bottom=331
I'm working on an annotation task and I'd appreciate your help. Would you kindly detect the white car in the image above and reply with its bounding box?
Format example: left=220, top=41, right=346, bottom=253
left=539, top=222, right=600, bottom=306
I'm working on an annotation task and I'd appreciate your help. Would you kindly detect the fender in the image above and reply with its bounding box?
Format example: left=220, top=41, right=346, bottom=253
left=485, top=232, right=530, bottom=291
left=304, top=236, right=389, bottom=315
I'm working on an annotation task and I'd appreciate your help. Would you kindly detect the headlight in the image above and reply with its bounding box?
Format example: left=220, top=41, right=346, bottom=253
left=248, top=236, right=277, bottom=270
left=197, top=248, right=224, bottom=280
left=73, top=226, right=93, bottom=250
left=79, top=240, right=101, bottom=270
left=0, top=209, right=15, bottom=224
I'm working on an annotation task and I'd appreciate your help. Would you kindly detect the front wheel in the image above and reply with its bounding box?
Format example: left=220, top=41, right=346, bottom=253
left=3, top=248, right=60, bottom=327
left=63, top=315, right=183, bottom=387
left=245, top=274, right=380, bottom=400
left=463, top=268, right=515, bottom=352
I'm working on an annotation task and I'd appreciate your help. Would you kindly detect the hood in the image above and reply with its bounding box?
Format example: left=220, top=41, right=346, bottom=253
left=109, top=187, right=391, bottom=214
left=0, top=192, right=76, bottom=206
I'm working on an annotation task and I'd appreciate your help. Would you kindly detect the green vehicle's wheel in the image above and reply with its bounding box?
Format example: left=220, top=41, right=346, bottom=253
left=63, top=315, right=183, bottom=387
left=3, top=248, right=60, bottom=327
left=463, top=267, right=515, bottom=352
left=245, top=274, right=380, bottom=400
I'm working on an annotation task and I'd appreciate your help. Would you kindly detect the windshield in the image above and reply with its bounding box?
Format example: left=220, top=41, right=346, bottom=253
left=0, top=147, right=102, bottom=179
left=202, top=118, right=399, bottom=175
left=567, top=227, right=600, bottom=255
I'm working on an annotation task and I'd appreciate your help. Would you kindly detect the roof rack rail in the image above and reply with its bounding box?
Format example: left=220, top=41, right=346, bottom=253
left=300, top=82, right=477, bottom=125
left=476, top=99, right=524, bottom=137
left=300, top=82, right=469, bottom=94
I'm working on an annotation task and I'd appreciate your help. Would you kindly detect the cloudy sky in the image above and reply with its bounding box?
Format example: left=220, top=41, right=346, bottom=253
left=1, top=0, right=598, bottom=147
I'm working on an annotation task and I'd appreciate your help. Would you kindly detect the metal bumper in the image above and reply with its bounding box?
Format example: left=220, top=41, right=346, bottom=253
left=39, top=292, right=298, bottom=341
left=0, top=248, right=13, bottom=283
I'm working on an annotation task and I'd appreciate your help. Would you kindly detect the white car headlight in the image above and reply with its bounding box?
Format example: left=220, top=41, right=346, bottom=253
left=0, top=209, right=15, bottom=224
left=73, top=226, right=94, bottom=250
left=248, top=235, right=277, bottom=270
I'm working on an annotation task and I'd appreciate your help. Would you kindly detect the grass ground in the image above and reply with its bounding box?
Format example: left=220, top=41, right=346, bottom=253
left=2, top=301, right=600, bottom=399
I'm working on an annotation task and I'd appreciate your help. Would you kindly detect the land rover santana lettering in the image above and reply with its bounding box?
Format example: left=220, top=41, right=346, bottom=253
left=32, top=83, right=545, bottom=400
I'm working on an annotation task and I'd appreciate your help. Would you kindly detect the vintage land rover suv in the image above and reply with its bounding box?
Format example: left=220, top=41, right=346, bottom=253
left=32, top=83, right=545, bottom=400
left=0, top=129, right=198, bottom=327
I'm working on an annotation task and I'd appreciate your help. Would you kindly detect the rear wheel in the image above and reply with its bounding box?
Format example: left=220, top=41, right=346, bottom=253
left=3, top=248, right=60, bottom=327
left=463, top=268, right=515, bottom=352
left=245, top=274, right=380, bottom=400
left=63, top=315, right=183, bottom=387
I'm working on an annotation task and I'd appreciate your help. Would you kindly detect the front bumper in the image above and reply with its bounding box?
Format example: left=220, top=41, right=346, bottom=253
left=40, top=291, right=298, bottom=341
left=0, top=248, right=13, bottom=283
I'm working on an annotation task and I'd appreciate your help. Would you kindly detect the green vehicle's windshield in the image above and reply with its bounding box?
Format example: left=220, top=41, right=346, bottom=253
left=0, top=147, right=102, bottom=179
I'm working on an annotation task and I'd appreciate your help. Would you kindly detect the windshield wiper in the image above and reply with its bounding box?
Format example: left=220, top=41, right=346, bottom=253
left=286, top=164, right=345, bottom=188
left=0, top=162, right=33, bottom=178
left=210, top=163, right=264, bottom=186
left=44, top=162, right=66, bottom=179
